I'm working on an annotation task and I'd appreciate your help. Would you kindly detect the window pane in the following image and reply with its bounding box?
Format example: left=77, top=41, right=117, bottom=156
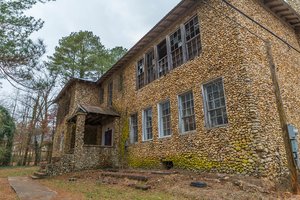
left=130, top=114, right=138, bottom=143
left=185, top=16, right=201, bottom=60
left=144, top=108, right=153, bottom=140
left=204, top=79, right=228, bottom=127
left=179, top=92, right=196, bottom=132
left=159, top=101, right=171, bottom=137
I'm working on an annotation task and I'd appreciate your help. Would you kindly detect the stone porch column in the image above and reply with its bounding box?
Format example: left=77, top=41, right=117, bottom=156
left=64, top=122, right=72, bottom=154
left=74, top=112, right=86, bottom=170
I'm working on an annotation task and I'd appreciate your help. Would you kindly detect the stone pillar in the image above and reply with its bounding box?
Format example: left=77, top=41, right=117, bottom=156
left=64, top=123, right=72, bottom=154
left=296, top=30, right=300, bottom=47
left=74, top=113, right=86, bottom=170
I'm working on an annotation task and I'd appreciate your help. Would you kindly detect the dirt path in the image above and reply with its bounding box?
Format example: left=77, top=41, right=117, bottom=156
left=0, top=178, right=18, bottom=200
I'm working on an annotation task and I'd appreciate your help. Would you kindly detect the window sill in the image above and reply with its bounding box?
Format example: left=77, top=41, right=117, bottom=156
left=158, top=135, right=172, bottom=139
left=83, top=145, right=101, bottom=148
left=142, top=139, right=153, bottom=143
left=205, top=124, right=228, bottom=131
left=100, top=145, right=114, bottom=148
left=179, top=130, right=197, bottom=135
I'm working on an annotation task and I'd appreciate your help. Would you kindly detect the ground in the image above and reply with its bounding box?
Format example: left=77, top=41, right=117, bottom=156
left=1, top=166, right=300, bottom=199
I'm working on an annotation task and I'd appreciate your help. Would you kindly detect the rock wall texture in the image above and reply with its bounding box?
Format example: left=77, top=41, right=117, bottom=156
left=52, top=0, right=300, bottom=182
left=98, top=0, right=299, bottom=179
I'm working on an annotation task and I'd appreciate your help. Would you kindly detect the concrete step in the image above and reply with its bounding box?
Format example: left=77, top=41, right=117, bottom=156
left=101, top=172, right=149, bottom=181
left=30, top=175, right=41, bottom=180
left=32, top=171, right=48, bottom=179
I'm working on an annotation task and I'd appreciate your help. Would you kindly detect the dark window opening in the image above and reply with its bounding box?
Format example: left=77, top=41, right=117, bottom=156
left=162, top=161, right=174, bottom=170
left=170, top=28, right=183, bottom=68
left=84, top=125, right=99, bottom=145
left=185, top=16, right=201, bottom=60
left=146, top=49, right=156, bottom=84
left=107, top=82, right=113, bottom=106
left=99, top=88, right=104, bottom=104
left=157, top=39, right=168, bottom=77
left=130, top=113, right=138, bottom=143
left=104, top=129, right=112, bottom=146
left=137, top=58, right=145, bottom=89
left=118, top=74, right=123, bottom=91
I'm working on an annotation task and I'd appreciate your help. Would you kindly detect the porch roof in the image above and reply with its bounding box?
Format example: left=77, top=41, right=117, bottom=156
left=78, top=104, right=120, bottom=117
left=68, top=104, right=120, bottom=125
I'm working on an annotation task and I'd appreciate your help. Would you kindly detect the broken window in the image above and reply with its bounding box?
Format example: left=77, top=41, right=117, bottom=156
left=137, top=58, right=145, bottom=89
left=158, top=100, right=171, bottom=137
left=130, top=113, right=138, bottom=143
left=145, top=49, right=156, bottom=83
left=203, top=78, right=228, bottom=128
left=185, top=16, right=201, bottom=60
left=143, top=108, right=153, bottom=141
left=99, top=87, right=104, bottom=104
left=179, top=91, right=196, bottom=133
left=107, top=81, right=113, bottom=106
left=170, top=28, right=183, bottom=68
left=157, top=39, right=168, bottom=77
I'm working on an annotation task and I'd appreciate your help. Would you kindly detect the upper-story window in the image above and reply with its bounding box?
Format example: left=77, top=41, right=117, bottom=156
left=107, top=81, right=113, bottom=106
left=118, top=74, right=123, bottom=92
left=136, top=15, right=201, bottom=90
left=157, top=39, right=169, bottom=77
left=137, top=58, right=145, bottom=89
left=146, top=49, right=156, bottom=84
left=99, top=88, right=104, bottom=104
left=185, top=15, right=201, bottom=61
left=170, top=28, right=184, bottom=68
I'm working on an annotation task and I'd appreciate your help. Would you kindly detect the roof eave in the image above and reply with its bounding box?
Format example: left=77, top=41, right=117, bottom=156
left=96, top=0, right=199, bottom=85
left=262, top=0, right=300, bottom=30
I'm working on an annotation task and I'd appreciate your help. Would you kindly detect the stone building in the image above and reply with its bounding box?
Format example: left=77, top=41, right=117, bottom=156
left=51, top=0, right=300, bottom=185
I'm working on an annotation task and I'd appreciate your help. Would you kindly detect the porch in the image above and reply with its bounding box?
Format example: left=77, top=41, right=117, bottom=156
left=64, top=104, right=120, bottom=170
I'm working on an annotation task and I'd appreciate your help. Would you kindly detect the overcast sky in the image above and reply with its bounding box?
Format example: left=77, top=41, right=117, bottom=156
left=0, top=0, right=181, bottom=95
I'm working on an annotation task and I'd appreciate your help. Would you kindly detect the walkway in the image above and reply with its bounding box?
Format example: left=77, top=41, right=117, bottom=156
left=8, top=177, right=56, bottom=200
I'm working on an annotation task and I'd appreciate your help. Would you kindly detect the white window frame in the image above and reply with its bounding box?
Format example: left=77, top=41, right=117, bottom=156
left=158, top=100, right=172, bottom=138
left=202, top=77, right=228, bottom=128
left=142, top=107, right=153, bottom=141
left=130, top=113, right=138, bottom=144
left=178, top=91, right=196, bottom=133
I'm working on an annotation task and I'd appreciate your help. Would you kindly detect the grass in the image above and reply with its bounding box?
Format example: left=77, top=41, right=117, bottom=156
left=0, top=166, right=38, bottom=178
left=41, top=178, right=182, bottom=200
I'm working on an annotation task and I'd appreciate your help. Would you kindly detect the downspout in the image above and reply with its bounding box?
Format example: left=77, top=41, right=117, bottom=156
left=265, top=41, right=299, bottom=193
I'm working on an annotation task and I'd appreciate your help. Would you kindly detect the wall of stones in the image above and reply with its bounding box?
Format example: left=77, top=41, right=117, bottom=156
left=229, top=0, right=300, bottom=177
left=96, top=0, right=300, bottom=180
